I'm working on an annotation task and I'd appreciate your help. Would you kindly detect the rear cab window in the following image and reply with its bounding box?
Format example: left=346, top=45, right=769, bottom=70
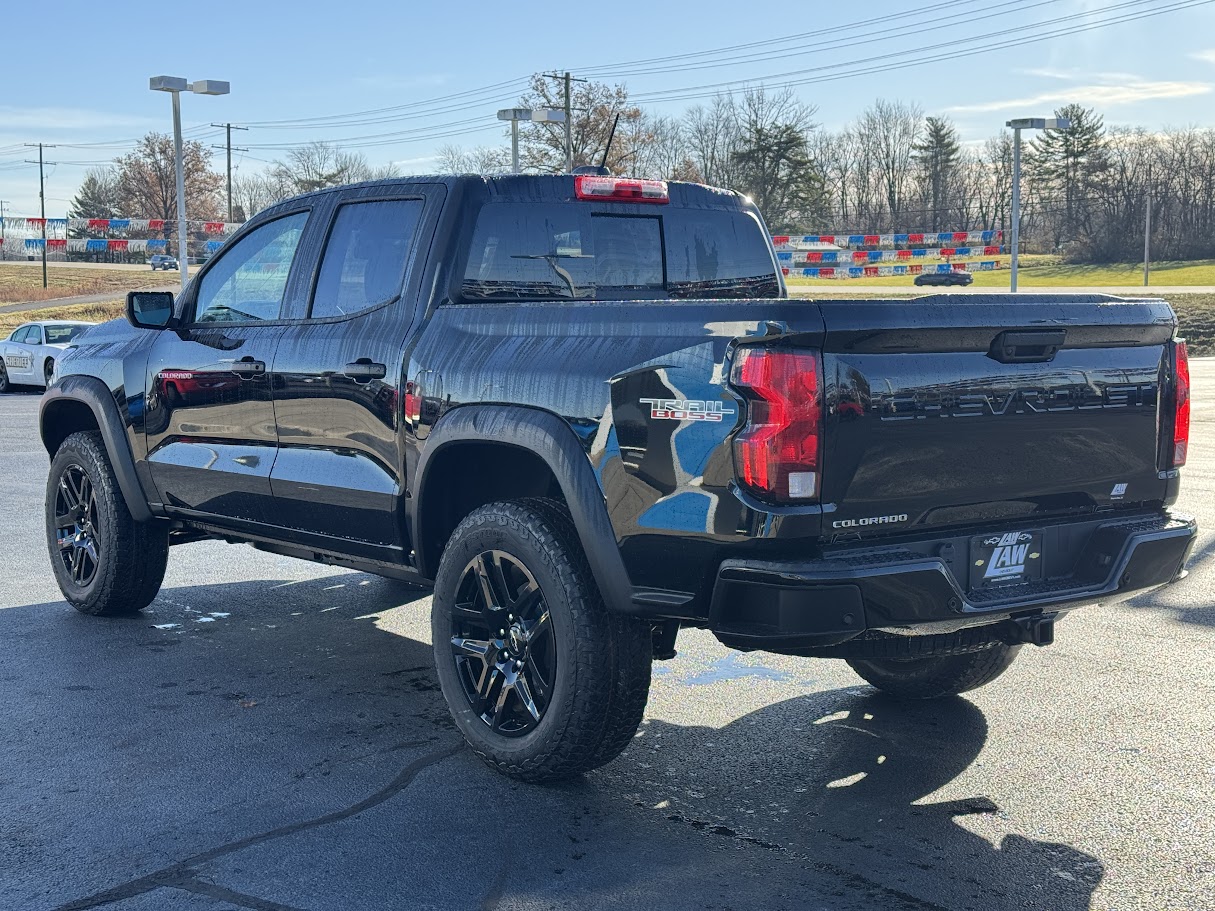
left=461, top=198, right=779, bottom=302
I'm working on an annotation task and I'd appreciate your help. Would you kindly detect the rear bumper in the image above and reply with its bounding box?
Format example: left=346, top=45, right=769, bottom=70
left=708, top=511, right=1196, bottom=652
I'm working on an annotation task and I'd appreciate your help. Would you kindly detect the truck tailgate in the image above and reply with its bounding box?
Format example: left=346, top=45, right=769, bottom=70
left=817, top=295, right=1179, bottom=537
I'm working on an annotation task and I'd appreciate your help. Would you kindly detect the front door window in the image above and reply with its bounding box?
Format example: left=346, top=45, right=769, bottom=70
left=194, top=212, right=308, bottom=323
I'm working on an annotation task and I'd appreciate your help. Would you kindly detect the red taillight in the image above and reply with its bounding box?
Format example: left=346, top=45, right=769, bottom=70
left=574, top=175, right=669, bottom=204
left=1173, top=340, right=1190, bottom=467
left=730, top=348, right=822, bottom=503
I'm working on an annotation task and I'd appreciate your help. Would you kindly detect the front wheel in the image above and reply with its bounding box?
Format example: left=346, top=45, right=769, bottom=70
left=846, top=643, right=1021, bottom=699
left=43, top=359, right=54, bottom=387
left=45, top=431, right=169, bottom=616
left=432, top=498, right=652, bottom=782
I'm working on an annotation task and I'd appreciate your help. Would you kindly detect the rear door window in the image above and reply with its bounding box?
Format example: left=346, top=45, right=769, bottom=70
left=461, top=203, right=777, bottom=301
left=311, top=199, right=424, bottom=319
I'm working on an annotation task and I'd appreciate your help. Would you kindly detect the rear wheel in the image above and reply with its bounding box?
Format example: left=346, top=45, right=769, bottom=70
left=431, top=498, right=651, bottom=782
left=0, top=361, right=8, bottom=393
left=45, top=431, right=169, bottom=616
left=846, top=643, right=1021, bottom=699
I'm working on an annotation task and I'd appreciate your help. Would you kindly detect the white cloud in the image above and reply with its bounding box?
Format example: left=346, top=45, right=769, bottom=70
left=389, top=155, right=440, bottom=167
left=1193, top=49, right=1215, bottom=65
left=0, top=106, right=155, bottom=133
left=1019, top=67, right=1140, bottom=83
left=946, top=80, right=1213, bottom=114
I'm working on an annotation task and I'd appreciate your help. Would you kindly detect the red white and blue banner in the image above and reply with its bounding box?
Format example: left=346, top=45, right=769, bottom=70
left=1, top=217, right=240, bottom=234
left=773, top=231, right=1003, bottom=250
left=782, top=261, right=1003, bottom=279
left=777, top=246, right=1004, bottom=265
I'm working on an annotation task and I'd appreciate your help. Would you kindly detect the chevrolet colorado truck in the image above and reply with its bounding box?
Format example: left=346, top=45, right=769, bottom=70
left=41, top=174, right=1197, bottom=781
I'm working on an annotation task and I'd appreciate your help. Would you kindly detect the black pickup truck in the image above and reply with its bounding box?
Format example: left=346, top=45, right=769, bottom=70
left=41, top=174, right=1196, bottom=781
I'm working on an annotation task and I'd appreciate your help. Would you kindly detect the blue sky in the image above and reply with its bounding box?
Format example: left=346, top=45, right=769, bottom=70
left=1, top=0, right=1213, bottom=217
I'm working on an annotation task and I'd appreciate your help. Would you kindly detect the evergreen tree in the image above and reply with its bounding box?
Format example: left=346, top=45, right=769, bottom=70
left=1026, top=103, right=1110, bottom=243
left=731, top=123, right=827, bottom=231
left=67, top=167, right=122, bottom=232
left=913, top=116, right=961, bottom=231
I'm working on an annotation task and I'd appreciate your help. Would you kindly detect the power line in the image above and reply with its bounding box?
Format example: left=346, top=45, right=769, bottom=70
left=234, top=78, right=530, bottom=129
left=584, top=0, right=1063, bottom=79
left=630, top=0, right=1214, bottom=104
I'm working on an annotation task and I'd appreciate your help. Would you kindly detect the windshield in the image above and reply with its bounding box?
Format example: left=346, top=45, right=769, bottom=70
left=44, top=325, right=88, bottom=344
left=461, top=203, right=780, bottom=302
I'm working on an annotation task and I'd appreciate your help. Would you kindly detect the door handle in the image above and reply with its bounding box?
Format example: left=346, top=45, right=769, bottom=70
left=344, top=360, right=387, bottom=380
left=230, top=358, right=266, bottom=376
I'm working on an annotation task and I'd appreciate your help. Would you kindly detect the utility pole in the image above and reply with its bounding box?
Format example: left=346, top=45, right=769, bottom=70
left=542, top=72, right=587, bottom=173
left=1143, top=167, right=1152, bottom=287
left=0, top=200, right=10, bottom=261
left=24, top=143, right=56, bottom=289
left=211, top=122, right=248, bottom=222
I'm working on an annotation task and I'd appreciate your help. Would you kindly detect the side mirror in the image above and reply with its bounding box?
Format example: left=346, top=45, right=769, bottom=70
left=126, top=291, right=176, bottom=330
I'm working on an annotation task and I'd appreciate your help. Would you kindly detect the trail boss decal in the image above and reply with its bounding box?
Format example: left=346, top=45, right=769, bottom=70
left=640, top=398, right=735, bottom=422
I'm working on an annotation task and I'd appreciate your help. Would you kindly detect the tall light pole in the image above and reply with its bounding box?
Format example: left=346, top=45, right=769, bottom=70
left=1006, top=116, right=1069, bottom=292
left=497, top=108, right=567, bottom=172
left=150, top=76, right=230, bottom=290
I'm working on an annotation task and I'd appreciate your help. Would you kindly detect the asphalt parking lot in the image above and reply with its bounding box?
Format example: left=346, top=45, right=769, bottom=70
left=3, top=368, right=1214, bottom=911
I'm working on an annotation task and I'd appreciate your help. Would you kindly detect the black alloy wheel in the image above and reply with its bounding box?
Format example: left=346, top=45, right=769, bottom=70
left=44, top=359, right=55, bottom=386
left=450, top=549, right=556, bottom=736
left=53, top=464, right=100, bottom=587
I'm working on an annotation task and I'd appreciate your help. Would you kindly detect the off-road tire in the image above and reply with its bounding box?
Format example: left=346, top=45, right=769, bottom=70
left=45, top=431, right=169, bottom=616
left=526, top=498, right=653, bottom=769
left=846, top=643, right=1021, bottom=699
left=431, top=498, right=651, bottom=782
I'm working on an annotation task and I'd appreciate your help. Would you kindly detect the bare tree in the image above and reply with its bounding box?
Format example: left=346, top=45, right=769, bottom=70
left=435, top=144, right=510, bottom=175
left=516, top=76, right=646, bottom=174
left=855, top=99, right=924, bottom=228
left=269, top=142, right=376, bottom=194
left=114, top=133, right=223, bottom=226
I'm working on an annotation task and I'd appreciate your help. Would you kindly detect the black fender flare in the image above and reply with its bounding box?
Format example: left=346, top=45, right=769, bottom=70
left=40, top=376, right=155, bottom=523
left=411, top=405, right=634, bottom=616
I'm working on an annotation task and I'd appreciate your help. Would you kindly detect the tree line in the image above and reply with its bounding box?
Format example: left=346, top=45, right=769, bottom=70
left=67, top=76, right=1215, bottom=264
left=441, top=80, right=1215, bottom=263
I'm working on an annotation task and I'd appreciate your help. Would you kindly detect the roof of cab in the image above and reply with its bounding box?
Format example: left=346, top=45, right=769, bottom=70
left=261, top=174, right=746, bottom=210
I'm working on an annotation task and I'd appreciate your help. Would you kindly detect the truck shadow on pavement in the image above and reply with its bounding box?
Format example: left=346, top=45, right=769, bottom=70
left=1, top=571, right=1103, bottom=911
left=608, top=690, right=1104, bottom=910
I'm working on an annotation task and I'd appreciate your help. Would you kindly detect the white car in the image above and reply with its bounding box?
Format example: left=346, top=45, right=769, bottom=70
left=0, top=320, right=94, bottom=392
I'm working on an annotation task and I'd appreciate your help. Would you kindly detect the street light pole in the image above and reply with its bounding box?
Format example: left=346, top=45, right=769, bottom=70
left=497, top=108, right=567, bottom=174
left=1011, top=128, right=1022, bottom=293
left=171, top=90, right=187, bottom=289
left=1144, top=167, right=1152, bottom=287
left=1005, top=116, right=1070, bottom=293
left=150, top=76, right=230, bottom=291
